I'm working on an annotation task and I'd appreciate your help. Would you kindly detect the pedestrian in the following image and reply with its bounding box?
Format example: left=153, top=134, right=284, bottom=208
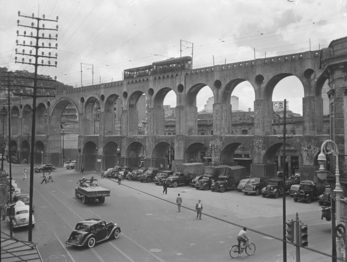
left=176, top=194, right=182, bottom=212
left=195, top=200, right=203, bottom=220
left=40, top=172, right=47, bottom=184
left=80, top=166, right=84, bottom=174
left=118, top=173, right=122, bottom=185
left=163, top=180, right=168, bottom=194
left=47, top=171, right=54, bottom=182
left=23, top=169, right=27, bottom=180
left=101, top=171, right=105, bottom=179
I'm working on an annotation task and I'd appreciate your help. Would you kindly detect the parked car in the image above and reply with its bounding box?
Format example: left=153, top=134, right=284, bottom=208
left=66, top=160, right=76, bottom=169
left=237, top=178, right=251, bottom=192
left=3, top=203, right=35, bottom=228
left=211, top=166, right=248, bottom=193
left=290, top=184, right=300, bottom=197
left=127, top=167, right=147, bottom=180
left=154, top=170, right=174, bottom=185
left=66, top=218, right=121, bottom=248
left=293, top=180, right=325, bottom=203
left=242, top=177, right=268, bottom=195
left=34, top=164, right=55, bottom=173
left=190, top=175, right=203, bottom=187
left=7, top=156, right=20, bottom=164
left=139, top=168, right=159, bottom=182
left=261, top=178, right=288, bottom=198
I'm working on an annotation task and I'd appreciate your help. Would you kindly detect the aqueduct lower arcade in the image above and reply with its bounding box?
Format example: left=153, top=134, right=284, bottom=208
left=5, top=37, right=347, bottom=181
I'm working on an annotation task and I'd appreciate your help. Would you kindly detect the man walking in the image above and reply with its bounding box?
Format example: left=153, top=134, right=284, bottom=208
left=176, top=194, right=182, bottom=212
left=195, top=200, right=203, bottom=220
left=40, top=172, right=47, bottom=184
left=47, top=171, right=54, bottom=182
left=80, top=166, right=84, bottom=174
left=162, top=180, right=168, bottom=194
left=23, top=169, right=26, bottom=180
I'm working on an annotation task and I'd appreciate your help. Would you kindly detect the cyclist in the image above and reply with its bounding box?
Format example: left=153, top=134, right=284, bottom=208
left=237, top=227, right=249, bottom=253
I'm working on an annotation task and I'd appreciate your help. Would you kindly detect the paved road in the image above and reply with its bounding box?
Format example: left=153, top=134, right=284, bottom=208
left=2, top=163, right=334, bottom=262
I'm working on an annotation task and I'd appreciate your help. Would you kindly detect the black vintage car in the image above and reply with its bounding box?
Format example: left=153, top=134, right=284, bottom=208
left=294, top=180, right=325, bottom=203
left=66, top=218, right=121, bottom=248
left=154, top=170, right=174, bottom=185
left=34, top=164, right=55, bottom=173
left=243, top=177, right=268, bottom=195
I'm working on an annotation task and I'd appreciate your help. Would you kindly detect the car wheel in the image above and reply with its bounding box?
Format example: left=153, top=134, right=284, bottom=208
left=99, top=197, right=105, bottom=203
left=147, top=177, right=152, bottom=183
left=87, top=237, right=96, bottom=248
left=262, top=194, right=266, bottom=198
left=112, top=228, right=120, bottom=239
left=202, top=184, right=209, bottom=190
left=173, top=181, right=178, bottom=188
left=294, top=197, right=298, bottom=202
left=211, top=187, right=215, bottom=192
left=274, top=191, right=279, bottom=199
left=220, top=187, right=225, bottom=193
left=82, top=196, right=88, bottom=204
left=255, top=188, right=260, bottom=196
left=306, top=196, right=312, bottom=203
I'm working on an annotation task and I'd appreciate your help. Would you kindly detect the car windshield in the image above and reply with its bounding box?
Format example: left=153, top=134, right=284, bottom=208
left=300, top=184, right=312, bottom=191
left=75, top=223, right=91, bottom=231
left=250, top=178, right=260, bottom=183
left=16, top=210, right=28, bottom=215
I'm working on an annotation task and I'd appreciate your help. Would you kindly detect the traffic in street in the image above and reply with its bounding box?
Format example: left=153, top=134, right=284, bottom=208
left=2, top=162, right=334, bottom=262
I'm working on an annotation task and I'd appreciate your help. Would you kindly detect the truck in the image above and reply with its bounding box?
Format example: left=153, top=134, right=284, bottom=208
left=293, top=180, right=325, bottom=203
left=75, top=179, right=110, bottom=204
left=211, top=165, right=247, bottom=193
left=196, top=165, right=231, bottom=190
left=166, top=163, right=204, bottom=187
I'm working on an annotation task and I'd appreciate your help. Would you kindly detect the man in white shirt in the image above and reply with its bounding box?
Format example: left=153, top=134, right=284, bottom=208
left=195, top=200, right=203, bottom=219
left=237, top=227, right=249, bottom=253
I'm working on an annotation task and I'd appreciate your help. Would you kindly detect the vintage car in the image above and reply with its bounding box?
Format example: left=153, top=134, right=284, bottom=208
left=12, top=193, right=34, bottom=212
left=237, top=178, right=251, bottom=192
left=34, top=164, right=55, bottom=173
left=293, top=180, right=325, bottom=203
left=154, top=170, right=174, bottom=185
left=139, top=168, right=159, bottom=182
left=290, top=184, right=300, bottom=197
left=66, top=218, right=121, bottom=248
left=66, top=160, right=76, bottom=169
left=127, top=167, right=147, bottom=180
left=3, top=203, right=35, bottom=228
left=318, top=185, right=333, bottom=206
left=190, top=175, right=203, bottom=187
left=261, top=178, right=287, bottom=198
left=243, top=177, right=268, bottom=195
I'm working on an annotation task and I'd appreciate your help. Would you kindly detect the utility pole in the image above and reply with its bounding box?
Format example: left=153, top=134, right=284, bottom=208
left=180, top=39, right=194, bottom=68
left=15, top=11, right=58, bottom=242
left=81, top=63, right=94, bottom=86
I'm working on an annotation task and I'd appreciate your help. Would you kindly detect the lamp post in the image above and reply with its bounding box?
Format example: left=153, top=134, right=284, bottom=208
left=317, top=140, right=344, bottom=260
left=0, top=107, right=7, bottom=170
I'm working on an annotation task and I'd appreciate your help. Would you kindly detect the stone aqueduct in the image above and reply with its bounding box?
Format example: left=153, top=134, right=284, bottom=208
left=6, top=37, right=347, bottom=180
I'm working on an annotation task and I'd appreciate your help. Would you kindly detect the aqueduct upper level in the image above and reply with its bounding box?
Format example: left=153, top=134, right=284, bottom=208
left=5, top=37, right=347, bottom=180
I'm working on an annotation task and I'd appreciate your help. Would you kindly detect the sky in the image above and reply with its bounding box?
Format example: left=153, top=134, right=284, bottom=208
left=1, top=0, right=347, bottom=114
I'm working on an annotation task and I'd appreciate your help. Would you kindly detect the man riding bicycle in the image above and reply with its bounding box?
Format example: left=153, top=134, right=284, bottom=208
left=237, top=227, right=249, bottom=253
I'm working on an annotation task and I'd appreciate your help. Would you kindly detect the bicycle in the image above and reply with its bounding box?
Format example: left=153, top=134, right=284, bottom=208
left=229, top=239, right=256, bottom=258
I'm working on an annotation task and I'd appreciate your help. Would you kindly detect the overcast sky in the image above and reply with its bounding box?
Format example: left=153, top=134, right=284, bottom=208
left=1, top=0, right=346, bottom=113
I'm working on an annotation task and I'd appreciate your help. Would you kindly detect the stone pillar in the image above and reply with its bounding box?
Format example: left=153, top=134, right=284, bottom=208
left=98, top=111, right=105, bottom=136
left=175, top=105, right=185, bottom=135
left=254, top=99, right=272, bottom=136
left=213, top=103, right=231, bottom=135
left=302, top=96, right=323, bottom=135
left=171, top=135, right=185, bottom=170
left=185, top=105, right=198, bottom=135
left=127, top=107, right=138, bottom=136
left=147, top=107, right=165, bottom=135
left=250, top=137, right=267, bottom=177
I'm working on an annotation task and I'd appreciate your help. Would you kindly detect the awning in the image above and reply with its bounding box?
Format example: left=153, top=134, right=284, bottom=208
left=1, top=231, right=43, bottom=262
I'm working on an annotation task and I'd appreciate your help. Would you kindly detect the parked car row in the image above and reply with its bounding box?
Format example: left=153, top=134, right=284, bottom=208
left=34, top=164, right=56, bottom=173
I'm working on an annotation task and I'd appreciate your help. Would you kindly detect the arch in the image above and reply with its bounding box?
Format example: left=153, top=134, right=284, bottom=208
left=220, top=143, right=241, bottom=166
left=152, top=142, right=174, bottom=169
left=222, top=79, right=247, bottom=104
left=35, top=141, right=45, bottom=164
left=11, top=106, right=20, bottom=136
left=85, top=96, right=101, bottom=136
left=9, top=140, right=18, bottom=158
left=126, top=142, right=144, bottom=168
left=186, top=83, right=210, bottom=107
left=20, top=140, right=30, bottom=163
left=127, top=91, right=146, bottom=136
left=185, top=142, right=206, bottom=163
left=103, top=141, right=120, bottom=169
left=36, top=103, right=47, bottom=135
left=104, top=94, right=121, bottom=135
left=22, top=105, right=32, bottom=135
left=82, top=141, right=97, bottom=171
left=153, top=88, right=176, bottom=108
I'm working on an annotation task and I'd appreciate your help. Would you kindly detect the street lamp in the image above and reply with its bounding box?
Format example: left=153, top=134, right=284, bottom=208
left=0, top=107, right=7, bottom=170
left=317, top=140, right=344, bottom=260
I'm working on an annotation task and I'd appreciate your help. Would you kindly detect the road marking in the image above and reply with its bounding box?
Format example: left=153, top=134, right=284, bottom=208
left=263, top=236, right=274, bottom=240
left=52, top=187, right=166, bottom=262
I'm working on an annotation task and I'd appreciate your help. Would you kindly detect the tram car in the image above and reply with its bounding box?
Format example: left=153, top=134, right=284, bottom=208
left=123, top=56, right=192, bottom=79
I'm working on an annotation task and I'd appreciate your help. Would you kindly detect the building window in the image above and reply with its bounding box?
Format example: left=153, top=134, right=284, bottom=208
left=201, top=132, right=205, bottom=135
left=242, top=129, right=248, bottom=135
left=210, top=130, right=213, bottom=135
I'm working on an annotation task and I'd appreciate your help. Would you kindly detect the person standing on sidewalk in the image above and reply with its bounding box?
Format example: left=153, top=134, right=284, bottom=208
left=162, top=180, right=168, bottom=194
left=23, top=169, right=26, bottom=180
left=176, top=194, right=182, bottom=212
left=195, top=200, right=203, bottom=220
left=47, top=171, right=54, bottom=182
